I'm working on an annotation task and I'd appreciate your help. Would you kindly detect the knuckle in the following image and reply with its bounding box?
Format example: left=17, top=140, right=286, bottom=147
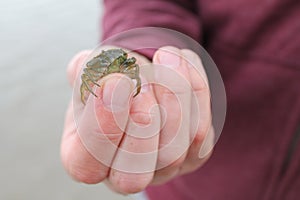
left=192, top=79, right=209, bottom=93
left=97, top=133, right=124, bottom=144
left=157, top=151, right=186, bottom=169
left=164, top=85, right=189, bottom=96
left=192, top=130, right=207, bottom=146
left=130, top=111, right=152, bottom=126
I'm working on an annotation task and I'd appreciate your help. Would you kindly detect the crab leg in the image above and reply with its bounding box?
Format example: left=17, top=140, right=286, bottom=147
left=83, top=68, right=100, bottom=87
left=121, top=64, right=141, bottom=97
left=81, top=74, right=98, bottom=97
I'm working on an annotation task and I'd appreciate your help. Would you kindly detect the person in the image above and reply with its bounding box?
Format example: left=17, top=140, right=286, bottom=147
left=60, top=0, right=300, bottom=199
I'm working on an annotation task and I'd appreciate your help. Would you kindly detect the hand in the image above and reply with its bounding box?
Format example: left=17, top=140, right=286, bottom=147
left=61, top=46, right=214, bottom=194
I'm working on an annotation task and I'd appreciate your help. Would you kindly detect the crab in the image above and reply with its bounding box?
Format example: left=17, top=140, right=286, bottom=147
left=80, top=48, right=141, bottom=104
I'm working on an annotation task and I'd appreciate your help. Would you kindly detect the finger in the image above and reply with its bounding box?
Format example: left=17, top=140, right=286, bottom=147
left=151, top=46, right=191, bottom=184
left=61, top=102, right=107, bottom=184
left=77, top=74, right=134, bottom=167
left=108, top=81, right=160, bottom=194
left=67, top=50, right=92, bottom=87
left=178, top=49, right=213, bottom=175
left=62, top=74, right=134, bottom=183
left=61, top=50, right=106, bottom=183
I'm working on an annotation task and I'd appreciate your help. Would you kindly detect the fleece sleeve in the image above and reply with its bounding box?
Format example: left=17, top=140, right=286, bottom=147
left=101, top=0, right=202, bottom=56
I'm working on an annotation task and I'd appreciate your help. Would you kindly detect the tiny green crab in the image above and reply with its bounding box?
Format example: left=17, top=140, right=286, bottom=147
left=80, top=48, right=141, bottom=104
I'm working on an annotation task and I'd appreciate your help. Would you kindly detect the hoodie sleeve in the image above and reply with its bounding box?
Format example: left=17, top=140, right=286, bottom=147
left=101, top=0, right=201, bottom=57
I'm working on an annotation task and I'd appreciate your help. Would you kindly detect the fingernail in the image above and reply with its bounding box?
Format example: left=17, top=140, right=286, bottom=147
left=181, top=50, right=197, bottom=68
left=141, top=83, right=151, bottom=93
left=103, top=76, right=133, bottom=110
left=158, top=48, right=181, bottom=68
left=140, top=77, right=151, bottom=94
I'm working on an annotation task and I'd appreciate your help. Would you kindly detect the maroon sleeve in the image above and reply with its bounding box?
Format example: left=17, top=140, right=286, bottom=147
left=101, top=0, right=202, bottom=52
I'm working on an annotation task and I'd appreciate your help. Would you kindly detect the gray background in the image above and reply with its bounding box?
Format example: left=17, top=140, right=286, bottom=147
left=0, top=0, right=133, bottom=199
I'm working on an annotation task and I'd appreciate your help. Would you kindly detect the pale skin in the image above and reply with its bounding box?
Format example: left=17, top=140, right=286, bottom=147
left=61, top=46, right=214, bottom=194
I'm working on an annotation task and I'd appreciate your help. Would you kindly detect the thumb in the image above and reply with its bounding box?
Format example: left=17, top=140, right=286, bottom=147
left=75, top=74, right=134, bottom=167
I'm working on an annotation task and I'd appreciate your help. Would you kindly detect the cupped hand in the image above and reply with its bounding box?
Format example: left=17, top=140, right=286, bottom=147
left=61, top=46, right=214, bottom=194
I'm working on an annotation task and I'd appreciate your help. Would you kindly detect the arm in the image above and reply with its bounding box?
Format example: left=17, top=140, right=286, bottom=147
left=102, top=0, right=202, bottom=56
left=61, top=0, right=213, bottom=194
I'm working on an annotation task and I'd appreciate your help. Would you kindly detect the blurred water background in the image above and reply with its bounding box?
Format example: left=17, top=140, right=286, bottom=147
left=0, top=0, right=132, bottom=199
